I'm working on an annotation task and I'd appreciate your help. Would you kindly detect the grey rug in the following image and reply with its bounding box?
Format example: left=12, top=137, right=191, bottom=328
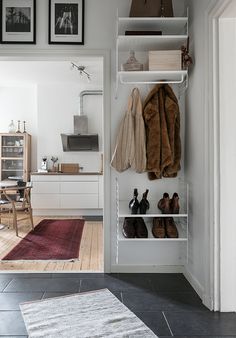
left=20, top=289, right=157, bottom=338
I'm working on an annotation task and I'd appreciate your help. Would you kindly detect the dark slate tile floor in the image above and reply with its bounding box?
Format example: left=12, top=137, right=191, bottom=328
left=0, top=273, right=235, bottom=337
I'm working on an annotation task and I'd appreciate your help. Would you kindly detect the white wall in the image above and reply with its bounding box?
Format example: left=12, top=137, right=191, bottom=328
left=0, top=0, right=190, bottom=272
left=0, top=85, right=38, bottom=170
left=0, top=0, right=186, bottom=51
left=185, top=0, right=205, bottom=297
left=185, top=0, right=219, bottom=304
left=186, top=0, right=236, bottom=312
left=37, top=83, right=103, bottom=172
left=219, top=13, right=236, bottom=311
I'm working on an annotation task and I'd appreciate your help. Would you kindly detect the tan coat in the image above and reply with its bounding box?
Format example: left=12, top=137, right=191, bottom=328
left=111, top=88, right=146, bottom=173
left=143, top=84, right=181, bottom=179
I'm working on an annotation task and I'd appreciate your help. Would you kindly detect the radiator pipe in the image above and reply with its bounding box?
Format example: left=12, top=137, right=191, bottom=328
left=79, top=90, right=103, bottom=116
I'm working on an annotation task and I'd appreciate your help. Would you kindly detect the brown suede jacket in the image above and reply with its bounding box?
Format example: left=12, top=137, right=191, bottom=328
left=143, top=84, right=181, bottom=180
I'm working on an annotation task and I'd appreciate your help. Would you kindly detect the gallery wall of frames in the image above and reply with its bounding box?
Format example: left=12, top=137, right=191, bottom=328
left=0, top=0, right=84, bottom=44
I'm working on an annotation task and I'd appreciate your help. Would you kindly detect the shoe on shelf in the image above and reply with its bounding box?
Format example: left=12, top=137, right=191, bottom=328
left=158, top=193, right=171, bottom=214
left=139, top=189, right=150, bottom=214
left=170, top=192, right=180, bottom=214
left=129, top=188, right=140, bottom=214
left=165, top=217, right=179, bottom=238
left=152, top=218, right=166, bottom=238
left=135, top=217, right=148, bottom=238
left=122, top=218, right=136, bottom=238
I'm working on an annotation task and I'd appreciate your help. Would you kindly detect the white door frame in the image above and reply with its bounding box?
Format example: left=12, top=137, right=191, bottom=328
left=204, top=0, right=232, bottom=311
left=0, top=49, right=111, bottom=273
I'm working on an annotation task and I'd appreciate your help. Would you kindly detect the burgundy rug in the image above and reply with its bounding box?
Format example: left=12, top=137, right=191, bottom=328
left=2, top=219, right=85, bottom=260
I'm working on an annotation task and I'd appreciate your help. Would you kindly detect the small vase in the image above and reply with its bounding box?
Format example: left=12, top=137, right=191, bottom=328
left=16, top=120, right=21, bottom=133
left=122, top=51, right=143, bottom=71
left=8, top=120, right=16, bottom=133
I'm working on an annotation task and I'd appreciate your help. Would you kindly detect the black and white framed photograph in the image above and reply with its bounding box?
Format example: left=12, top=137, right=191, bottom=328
left=0, top=0, right=36, bottom=44
left=49, top=0, right=84, bottom=44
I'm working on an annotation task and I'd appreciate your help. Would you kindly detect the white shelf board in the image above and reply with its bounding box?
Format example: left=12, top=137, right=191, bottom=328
left=118, top=70, right=187, bottom=84
left=117, top=35, right=188, bottom=51
left=2, top=169, right=23, bottom=171
left=118, top=200, right=188, bottom=218
left=118, top=220, right=187, bottom=241
left=1, top=157, right=23, bottom=160
left=118, top=17, right=188, bottom=35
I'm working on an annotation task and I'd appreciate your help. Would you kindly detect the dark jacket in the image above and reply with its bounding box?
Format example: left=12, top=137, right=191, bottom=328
left=143, top=84, right=181, bottom=179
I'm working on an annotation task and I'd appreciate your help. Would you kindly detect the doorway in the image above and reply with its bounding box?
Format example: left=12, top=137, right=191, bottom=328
left=203, top=0, right=236, bottom=311
left=0, top=51, right=111, bottom=273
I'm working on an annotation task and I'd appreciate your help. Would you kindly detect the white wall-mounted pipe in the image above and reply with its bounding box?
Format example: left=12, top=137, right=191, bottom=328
left=79, top=90, right=103, bottom=116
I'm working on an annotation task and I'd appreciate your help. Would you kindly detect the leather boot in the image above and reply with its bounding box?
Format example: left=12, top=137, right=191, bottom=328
left=135, top=217, right=148, bottom=238
left=170, top=192, right=180, bottom=214
left=152, top=218, right=166, bottom=238
left=129, top=188, right=139, bottom=214
left=165, top=217, right=178, bottom=238
left=139, top=189, right=150, bottom=214
left=158, top=193, right=171, bottom=214
left=122, top=218, right=135, bottom=238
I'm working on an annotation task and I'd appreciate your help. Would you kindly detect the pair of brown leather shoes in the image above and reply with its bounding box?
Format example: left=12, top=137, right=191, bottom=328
left=152, top=217, right=178, bottom=238
left=123, top=217, right=148, bottom=238
left=157, top=193, right=180, bottom=214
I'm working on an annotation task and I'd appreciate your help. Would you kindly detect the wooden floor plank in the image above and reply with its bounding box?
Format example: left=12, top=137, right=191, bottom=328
left=0, top=216, right=103, bottom=272
left=80, top=223, right=93, bottom=271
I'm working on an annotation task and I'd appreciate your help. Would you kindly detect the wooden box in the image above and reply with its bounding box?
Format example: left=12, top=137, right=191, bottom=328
left=59, top=163, right=79, bottom=174
left=148, top=50, right=182, bottom=71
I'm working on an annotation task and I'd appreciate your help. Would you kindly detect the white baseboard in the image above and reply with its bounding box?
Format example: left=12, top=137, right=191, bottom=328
left=184, top=268, right=213, bottom=310
left=183, top=267, right=204, bottom=300
left=32, top=209, right=103, bottom=216
left=111, top=265, right=185, bottom=273
left=202, top=292, right=213, bottom=311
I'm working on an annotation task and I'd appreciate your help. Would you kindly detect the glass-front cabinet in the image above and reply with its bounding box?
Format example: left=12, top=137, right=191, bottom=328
left=0, top=133, right=31, bottom=182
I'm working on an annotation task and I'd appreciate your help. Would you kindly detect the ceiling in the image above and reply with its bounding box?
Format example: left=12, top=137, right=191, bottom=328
left=0, top=57, right=103, bottom=86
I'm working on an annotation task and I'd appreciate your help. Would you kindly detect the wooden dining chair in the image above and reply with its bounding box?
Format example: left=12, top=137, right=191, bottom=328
left=0, top=185, right=34, bottom=236
left=0, top=198, right=13, bottom=229
left=13, top=186, right=34, bottom=237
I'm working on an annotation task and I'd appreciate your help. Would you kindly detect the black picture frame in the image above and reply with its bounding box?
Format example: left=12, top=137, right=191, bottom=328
left=0, top=0, right=36, bottom=44
left=49, top=0, right=84, bottom=45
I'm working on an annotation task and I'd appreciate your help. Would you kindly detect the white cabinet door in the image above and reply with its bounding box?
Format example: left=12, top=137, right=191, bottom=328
left=61, top=195, right=99, bottom=209
left=99, top=176, right=103, bottom=208
left=60, top=182, right=98, bottom=194
left=31, top=175, right=59, bottom=182
left=61, top=175, right=99, bottom=182
left=31, top=194, right=60, bottom=209
left=32, top=182, right=60, bottom=194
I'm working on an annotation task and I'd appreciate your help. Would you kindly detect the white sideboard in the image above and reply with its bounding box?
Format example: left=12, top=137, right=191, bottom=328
left=31, top=174, right=103, bottom=216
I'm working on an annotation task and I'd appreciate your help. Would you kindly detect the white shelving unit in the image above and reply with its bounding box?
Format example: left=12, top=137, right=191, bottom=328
left=118, top=200, right=187, bottom=218
left=115, top=14, right=189, bottom=94
left=119, top=70, right=188, bottom=84
left=115, top=178, right=189, bottom=265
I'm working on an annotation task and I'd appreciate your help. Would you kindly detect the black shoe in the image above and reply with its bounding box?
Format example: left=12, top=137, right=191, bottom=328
left=135, top=217, right=148, bottom=238
left=122, top=218, right=135, bottom=238
left=129, top=188, right=140, bottom=214
left=139, top=189, right=150, bottom=214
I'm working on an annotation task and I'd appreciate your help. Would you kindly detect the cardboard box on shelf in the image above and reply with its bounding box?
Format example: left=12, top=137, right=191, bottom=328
left=148, top=50, right=182, bottom=71
left=58, top=163, right=79, bottom=174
